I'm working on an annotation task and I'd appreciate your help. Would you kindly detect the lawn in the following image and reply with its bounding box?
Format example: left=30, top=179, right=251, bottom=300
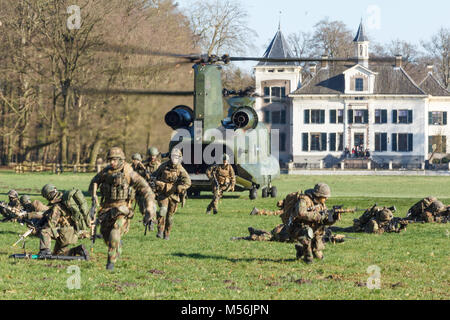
left=0, top=171, right=449, bottom=300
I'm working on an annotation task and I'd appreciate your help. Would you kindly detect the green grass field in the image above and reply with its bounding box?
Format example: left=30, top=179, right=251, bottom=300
left=0, top=171, right=449, bottom=300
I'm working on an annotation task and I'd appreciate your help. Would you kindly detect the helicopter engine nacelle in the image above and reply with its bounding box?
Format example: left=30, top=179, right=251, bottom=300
left=231, top=106, right=258, bottom=130
left=165, top=105, right=194, bottom=130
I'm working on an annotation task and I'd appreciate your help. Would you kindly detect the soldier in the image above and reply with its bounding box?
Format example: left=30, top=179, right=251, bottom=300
left=0, top=190, right=26, bottom=221
left=145, top=147, right=161, bottom=176
left=131, top=153, right=149, bottom=180
left=405, top=197, right=447, bottom=223
left=353, top=204, right=407, bottom=234
left=38, top=184, right=89, bottom=259
left=205, top=154, right=235, bottom=214
left=89, top=147, right=156, bottom=270
left=20, top=195, right=49, bottom=221
left=153, top=148, right=191, bottom=240
left=250, top=200, right=284, bottom=216
left=284, top=183, right=340, bottom=264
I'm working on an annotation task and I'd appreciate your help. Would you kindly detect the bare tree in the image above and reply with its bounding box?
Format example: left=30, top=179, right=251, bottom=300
left=185, top=0, right=257, bottom=56
left=310, top=17, right=354, bottom=58
left=422, top=27, right=450, bottom=89
left=287, top=31, right=314, bottom=58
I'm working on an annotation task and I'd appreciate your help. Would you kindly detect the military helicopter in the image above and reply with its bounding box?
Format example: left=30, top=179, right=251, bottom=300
left=81, top=47, right=398, bottom=199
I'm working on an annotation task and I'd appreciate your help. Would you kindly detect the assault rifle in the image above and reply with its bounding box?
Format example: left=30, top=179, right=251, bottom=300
left=12, top=217, right=47, bottom=248
left=9, top=253, right=88, bottom=261
left=0, top=202, right=27, bottom=222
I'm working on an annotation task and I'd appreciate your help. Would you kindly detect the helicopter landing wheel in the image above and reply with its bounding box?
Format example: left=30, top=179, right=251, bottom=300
left=261, top=187, right=268, bottom=198
left=249, top=187, right=258, bottom=200
left=270, top=186, right=278, bottom=198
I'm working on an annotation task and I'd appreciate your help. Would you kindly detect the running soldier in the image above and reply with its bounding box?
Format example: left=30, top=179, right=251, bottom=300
left=205, top=154, right=235, bottom=214
left=131, top=153, right=149, bottom=180
left=89, top=147, right=156, bottom=270
left=153, top=148, right=191, bottom=240
left=353, top=204, right=407, bottom=233
left=145, top=147, right=161, bottom=177
left=38, top=184, right=89, bottom=259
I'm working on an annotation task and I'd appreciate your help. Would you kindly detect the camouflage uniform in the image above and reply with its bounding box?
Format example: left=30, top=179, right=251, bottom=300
left=405, top=197, right=447, bottom=223
left=90, top=147, right=156, bottom=270
left=232, top=224, right=292, bottom=242
left=20, top=195, right=49, bottom=220
left=284, top=184, right=338, bottom=263
left=250, top=200, right=284, bottom=216
left=153, top=149, right=191, bottom=239
left=38, top=185, right=88, bottom=258
left=353, top=204, right=407, bottom=233
left=205, top=155, right=235, bottom=214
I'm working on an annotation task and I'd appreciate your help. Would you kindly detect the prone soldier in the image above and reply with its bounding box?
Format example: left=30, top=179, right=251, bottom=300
left=205, top=154, right=235, bottom=215
left=1, top=190, right=28, bottom=222
left=353, top=204, right=407, bottom=233
left=89, top=147, right=156, bottom=270
left=405, top=197, right=448, bottom=223
left=152, top=148, right=191, bottom=240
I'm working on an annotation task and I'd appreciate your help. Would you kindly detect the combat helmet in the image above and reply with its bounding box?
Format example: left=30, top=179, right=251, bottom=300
left=377, top=207, right=393, bottom=222
left=430, top=200, right=445, bottom=213
left=20, top=195, right=31, bottom=206
left=8, top=190, right=19, bottom=199
left=147, top=147, right=159, bottom=157
left=313, top=183, right=331, bottom=198
left=107, top=147, right=125, bottom=160
left=131, top=153, right=142, bottom=161
left=223, top=154, right=230, bottom=162
left=41, top=184, right=57, bottom=200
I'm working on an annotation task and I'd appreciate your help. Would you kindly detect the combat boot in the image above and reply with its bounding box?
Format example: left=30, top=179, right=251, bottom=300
left=106, top=262, right=114, bottom=271
left=156, top=231, right=163, bottom=239
left=69, top=245, right=90, bottom=260
left=38, top=249, right=51, bottom=257
left=313, top=250, right=323, bottom=260
left=149, top=221, right=155, bottom=231
left=250, top=207, right=259, bottom=215
left=164, top=235, right=170, bottom=240
left=295, top=244, right=303, bottom=260
left=213, top=209, right=218, bottom=215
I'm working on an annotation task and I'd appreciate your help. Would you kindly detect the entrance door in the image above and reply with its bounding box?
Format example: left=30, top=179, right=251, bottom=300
left=354, top=133, right=364, bottom=149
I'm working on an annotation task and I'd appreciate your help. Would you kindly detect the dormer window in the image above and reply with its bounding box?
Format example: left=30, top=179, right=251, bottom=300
left=355, top=78, right=364, bottom=91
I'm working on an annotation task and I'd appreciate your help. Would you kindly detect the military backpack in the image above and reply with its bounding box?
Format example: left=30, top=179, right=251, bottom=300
left=62, top=189, right=91, bottom=231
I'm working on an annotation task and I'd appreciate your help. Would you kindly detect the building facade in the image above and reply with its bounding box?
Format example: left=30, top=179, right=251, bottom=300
left=255, top=22, right=450, bottom=168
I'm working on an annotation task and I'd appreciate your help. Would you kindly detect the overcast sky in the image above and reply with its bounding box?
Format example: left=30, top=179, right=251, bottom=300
left=177, top=0, right=450, bottom=72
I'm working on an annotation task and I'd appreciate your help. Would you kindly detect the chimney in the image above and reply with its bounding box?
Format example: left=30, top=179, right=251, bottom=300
left=321, top=55, right=329, bottom=69
left=309, top=63, right=317, bottom=75
left=427, top=65, right=434, bottom=75
left=395, top=55, right=403, bottom=69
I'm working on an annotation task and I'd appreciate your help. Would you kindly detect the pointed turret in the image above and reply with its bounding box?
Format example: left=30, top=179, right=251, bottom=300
left=257, top=29, right=299, bottom=66
left=353, top=20, right=369, bottom=68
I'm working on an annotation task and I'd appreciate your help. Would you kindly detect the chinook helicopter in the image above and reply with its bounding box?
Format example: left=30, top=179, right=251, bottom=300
left=81, top=47, right=398, bottom=199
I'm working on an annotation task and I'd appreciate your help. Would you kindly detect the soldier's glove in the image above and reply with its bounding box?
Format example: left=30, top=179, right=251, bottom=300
left=176, top=185, right=184, bottom=194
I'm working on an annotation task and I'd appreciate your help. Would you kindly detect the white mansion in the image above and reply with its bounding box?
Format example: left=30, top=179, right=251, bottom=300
left=254, top=22, right=450, bottom=168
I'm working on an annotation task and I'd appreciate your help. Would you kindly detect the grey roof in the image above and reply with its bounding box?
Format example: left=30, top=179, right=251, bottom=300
left=419, top=74, right=450, bottom=96
left=257, top=29, right=299, bottom=66
left=291, top=63, right=426, bottom=95
left=353, top=22, right=369, bottom=42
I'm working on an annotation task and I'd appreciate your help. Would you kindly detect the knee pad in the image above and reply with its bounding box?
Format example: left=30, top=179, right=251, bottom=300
left=159, top=206, right=168, bottom=218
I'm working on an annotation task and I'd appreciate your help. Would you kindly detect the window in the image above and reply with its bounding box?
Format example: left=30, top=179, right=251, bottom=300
left=393, top=109, right=413, bottom=124
left=329, top=133, right=344, bottom=152
left=338, top=133, right=344, bottom=151
left=374, top=133, right=387, bottom=151
left=375, top=109, right=388, bottom=124
left=330, top=110, right=336, bottom=123
left=263, top=86, right=286, bottom=103
left=428, top=136, right=447, bottom=153
left=308, top=133, right=327, bottom=151
left=329, top=133, right=336, bottom=151
left=355, top=78, right=364, bottom=91
left=392, top=133, right=413, bottom=152
left=429, top=112, right=447, bottom=125
left=280, top=133, right=286, bottom=152
left=310, top=110, right=325, bottom=124
left=348, top=109, right=368, bottom=124
left=271, top=110, right=286, bottom=124
left=264, top=111, right=271, bottom=123
left=302, top=133, right=308, bottom=151
left=338, top=110, right=344, bottom=123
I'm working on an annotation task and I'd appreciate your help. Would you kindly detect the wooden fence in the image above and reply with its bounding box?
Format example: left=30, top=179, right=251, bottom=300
left=14, top=162, right=106, bottom=174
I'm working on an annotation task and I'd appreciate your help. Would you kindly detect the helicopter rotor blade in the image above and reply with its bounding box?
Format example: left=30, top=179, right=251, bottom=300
left=92, top=43, right=201, bottom=62
left=229, top=56, right=400, bottom=63
left=75, top=87, right=194, bottom=96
